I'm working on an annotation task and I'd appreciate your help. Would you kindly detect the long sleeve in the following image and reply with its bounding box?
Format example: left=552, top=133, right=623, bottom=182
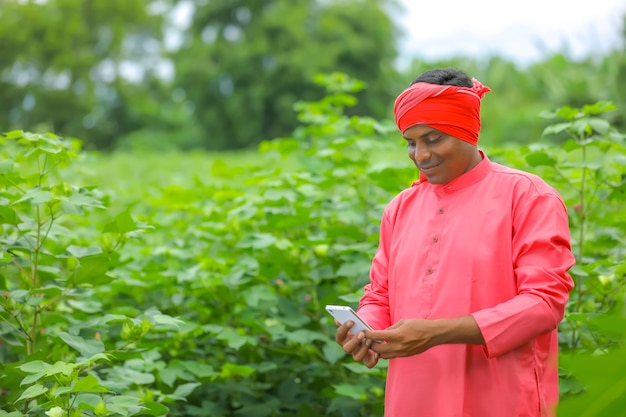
left=358, top=206, right=394, bottom=331
left=472, top=193, right=575, bottom=358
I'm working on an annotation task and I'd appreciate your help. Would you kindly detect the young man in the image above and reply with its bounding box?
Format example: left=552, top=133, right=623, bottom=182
left=335, top=68, right=575, bottom=417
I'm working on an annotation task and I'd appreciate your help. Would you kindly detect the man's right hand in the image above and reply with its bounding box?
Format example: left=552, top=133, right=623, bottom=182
left=335, top=320, right=379, bottom=368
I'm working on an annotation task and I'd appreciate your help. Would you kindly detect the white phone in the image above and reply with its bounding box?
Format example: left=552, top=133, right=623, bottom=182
left=325, top=305, right=374, bottom=334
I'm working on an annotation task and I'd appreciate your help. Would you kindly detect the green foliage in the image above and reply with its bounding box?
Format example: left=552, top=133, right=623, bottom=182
left=0, top=131, right=182, bottom=416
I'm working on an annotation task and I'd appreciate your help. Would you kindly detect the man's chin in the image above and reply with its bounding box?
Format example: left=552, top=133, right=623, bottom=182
left=423, top=172, right=448, bottom=185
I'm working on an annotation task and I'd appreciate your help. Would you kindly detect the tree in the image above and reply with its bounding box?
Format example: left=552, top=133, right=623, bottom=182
left=0, top=0, right=165, bottom=149
left=172, top=0, right=400, bottom=150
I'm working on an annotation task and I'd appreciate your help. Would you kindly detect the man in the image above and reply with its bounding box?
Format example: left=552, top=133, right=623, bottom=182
left=335, top=67, right=575, bottom=417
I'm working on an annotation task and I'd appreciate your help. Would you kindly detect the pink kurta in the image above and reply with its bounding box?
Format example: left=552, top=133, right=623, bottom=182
left=358, top=153, right=575, bottom=417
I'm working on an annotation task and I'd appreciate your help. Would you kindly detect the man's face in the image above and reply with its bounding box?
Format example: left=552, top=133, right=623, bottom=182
left=403, top=124, right=481, bottom=185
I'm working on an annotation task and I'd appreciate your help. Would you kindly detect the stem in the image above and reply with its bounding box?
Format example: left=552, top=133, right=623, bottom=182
left=0, top=310, right=32, bottom=341
left=576, top=145, right=587, bottom=282
left=2, top=174, right=27, bottom=194
left=10, top=256, right=32, bottom=283
left=571, top=135, right=588, bottom=349
left=552, top=166, right=575, bottom=190
left=40, top=287, right=73, bottom=309
left=27, top=154, right=49, bottom=355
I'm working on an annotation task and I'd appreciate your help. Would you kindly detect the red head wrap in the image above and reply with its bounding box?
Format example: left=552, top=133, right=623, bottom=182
left=393, top=78, right=491, bottom=146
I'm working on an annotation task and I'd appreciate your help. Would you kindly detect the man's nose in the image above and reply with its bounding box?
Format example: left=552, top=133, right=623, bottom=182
left=413, top=144, right=430, bottom=163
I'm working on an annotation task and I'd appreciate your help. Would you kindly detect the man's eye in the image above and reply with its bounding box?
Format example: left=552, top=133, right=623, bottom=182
left=427, top=137, right=441, bottom=144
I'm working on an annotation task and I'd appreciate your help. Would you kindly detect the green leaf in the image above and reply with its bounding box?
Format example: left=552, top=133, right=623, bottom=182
left=72, top=254, right=110, bottom=285
left=67, top=245, right=103, bottom=258
left=170, top=382, right=201, bottom=399
left=151, top=314, right=184, bottom=328
left=107, top=395, right=142, bottom=415
left=236, top=233, right=276, bottom=249
left=159, top=366, right=182, bottom=388
left=58, top=332, right=105, bottom=357
left=0, top=159, right=15, bottom=174
left=133, top=402, right=169, bottom=416
left=67, top=298, right=104, bottom=313
left=542, top=122, right=571, bottom=136
left=12, top=189, right=53, bottom=205
left=76, top=353, right=110, bottom=368
left=219, top=363, right=256, bottom=379
left=336, top=260, right=371, bottom=278
left=285, top=329, right=326, bottom=344
left=70, top=375, right=109, bottom=393
left=587, top=118, right=610, bottom=135
left=21, top=372, right=46, bottom=385
left=180, top=361, right=218, bottom=379
left=322, top=341, right=346, bottom=364
left=15, top=384, right=48, bottom=402
left=561, top=139, right=581, bottom=152
left=18, top=360, right=51, bottom=373
left=63, top=191, right=106, bottom=210
left=3, top=130, right=24, bottom=139
left=0, top=411, right=25, bottom=417
left=45, top=361, right=76, bottom=377
left=342, top=362, right=382, bottom=374
left=110, top=368, right=155, bottom=385
left=0, top=206, right=20, bottom=225
left=525, top=151, right=557, bottom=167
left=555, top=106, right=582, bottom=120
left=581, top=101, right=618, bottom=115
left=103, top=210, right=138, bottom=234
left=332, top=383, right=367, bottom=400
left=9, top=289, right=29, bottom=301
left=216, top=328, right=256, bottom=350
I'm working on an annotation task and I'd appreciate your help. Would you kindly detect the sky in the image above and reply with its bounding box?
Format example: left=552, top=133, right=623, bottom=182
left=392, top=0, right=626, bottom=68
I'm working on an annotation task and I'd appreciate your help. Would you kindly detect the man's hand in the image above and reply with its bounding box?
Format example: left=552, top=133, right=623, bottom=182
left=363, top=319, right=437, bottom=359
left=335, top=320, right=379, bottom=368
left=364, top=316, right=485, bottom=359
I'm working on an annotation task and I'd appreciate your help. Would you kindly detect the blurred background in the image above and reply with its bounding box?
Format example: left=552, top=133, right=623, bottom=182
left=1, top=0, right=625, bottom=152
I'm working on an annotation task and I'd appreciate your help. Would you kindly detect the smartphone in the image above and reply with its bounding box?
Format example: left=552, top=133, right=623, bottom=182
left=325, top=305, right=374, bottom=334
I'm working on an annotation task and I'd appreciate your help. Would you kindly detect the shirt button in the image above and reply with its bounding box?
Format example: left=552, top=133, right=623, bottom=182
left=433, top=237, right=438, bottom=243
left=439, top=209, right=444, bottom=214
left=427, top=269, right=433, bottom=274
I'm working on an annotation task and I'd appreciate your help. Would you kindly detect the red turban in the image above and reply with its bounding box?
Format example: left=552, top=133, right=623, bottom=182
left=393, top=78, right=491, bottom=146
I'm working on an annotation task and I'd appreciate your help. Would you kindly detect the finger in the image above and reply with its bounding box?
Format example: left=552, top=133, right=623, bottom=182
left=364, top=351, right=379, bottom=368
left=347, top=332, right=370, bottom=355
left=364, top=329, right=389, bottom=342
left=335, top=321, right=354, bottom=344
left=342, top=333, right=364, bottom=355
left=351, top=338, right=371, bottom=362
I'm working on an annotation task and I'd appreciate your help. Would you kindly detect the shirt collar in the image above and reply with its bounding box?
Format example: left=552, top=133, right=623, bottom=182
left=412, top=150, right=491, bottom=192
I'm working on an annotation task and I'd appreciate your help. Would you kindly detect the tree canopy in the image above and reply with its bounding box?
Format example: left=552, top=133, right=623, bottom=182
left=0, top=0, right=624, bottom=150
